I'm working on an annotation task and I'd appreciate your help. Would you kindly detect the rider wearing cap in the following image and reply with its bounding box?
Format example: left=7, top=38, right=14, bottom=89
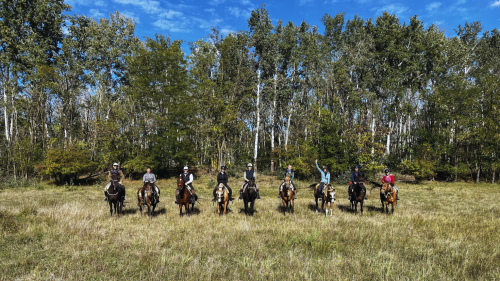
left=239, top=163, right=261, bottom=199
left=104, top=163, right=126, bottom=203
left=278, top=165, right=297, bottom=199
left=382, top=168, right=400, bottom=200
left=349, top=165, right=367, bottom=200
left=212, top=166, right=234, bottom=202
left=175, top=166, right=197, bottom=204
left=140, top=167, right=160, bottom=203
left=315, top=160, right=330, bottom=196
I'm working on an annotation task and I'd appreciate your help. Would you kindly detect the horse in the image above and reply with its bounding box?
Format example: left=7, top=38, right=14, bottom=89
left=107, top=173, right=124, bottom=216
left=177, top=176, right=194, bottom=216
left=279, top=175, right=294, bottom=215
left=349, top=177, right=366, bottom=215
left=215, top=183, right=230, bottom=216
left=380, top=181, right=397, bottom=214
left=242, top=179, right=257, bottom=216
left=311, top=182, right=335, bottom=215
left=137, top=181, right=158, bottom=217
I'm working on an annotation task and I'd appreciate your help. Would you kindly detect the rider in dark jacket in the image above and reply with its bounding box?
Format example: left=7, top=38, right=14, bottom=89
left=213, top=166, right=233, bottom=202
left=349, top=165, right=367, bottom=201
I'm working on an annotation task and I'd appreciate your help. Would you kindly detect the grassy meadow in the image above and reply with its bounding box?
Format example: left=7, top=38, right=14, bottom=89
left=0, top=174, right=499, bottom=280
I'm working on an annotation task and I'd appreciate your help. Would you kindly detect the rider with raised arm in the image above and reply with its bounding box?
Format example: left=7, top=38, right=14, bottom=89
left=349, top=165, right=367, bottom=201
left=278, top=165, right=297, bottom=199
left=175, top=166, right=196, bottom=204
left=140, top=167, right=160, bottom=203
left=239, top=163, right=260, bottom=199
left=104, top=163, right=126, bottom=203
left=213, top=166, right=233, bottom=202
left=315, top=160, right=330, bottom=196
left=382, top=168, right=400, bottom=200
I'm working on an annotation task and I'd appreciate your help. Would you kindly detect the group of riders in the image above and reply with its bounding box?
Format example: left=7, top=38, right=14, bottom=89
left=103, top=161, right=400, bottom=204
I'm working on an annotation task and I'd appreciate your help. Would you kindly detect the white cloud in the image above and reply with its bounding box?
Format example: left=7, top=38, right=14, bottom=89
left=372, top=3, right=408, bottom=15
left=209, top=0, right=226, bottom=5
left=227, top=7, right=253, bottom=18
left=240, top=0, right=252, bottom=5
left=153, top=19, right=191, bottom=32
left=426, top=2, right=441, bottom=12
left=89, top=9, right=105, bottom=18
left=491, top=0, right=500, bottom=7
left=159, top=9, right=184, bottom=19
left=456, top=0, right=466, bottom=4
left=221, top=28, right=236, bottom=35
left=112, top=0, right=162, bottom=14
left=65, top=0, right=107, bottom=7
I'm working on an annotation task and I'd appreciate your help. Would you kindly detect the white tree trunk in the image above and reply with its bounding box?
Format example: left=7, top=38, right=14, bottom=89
left=271, top=70, right=277, bottom=173
left=3, top=83, right=9, bottom=142
left=386, top=121, right=392, bottom=155
left=253, top=69, right=261, bottom=171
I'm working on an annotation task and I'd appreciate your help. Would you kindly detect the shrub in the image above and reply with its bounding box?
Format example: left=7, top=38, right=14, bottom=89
left=41, top=147, right=98, bottom=184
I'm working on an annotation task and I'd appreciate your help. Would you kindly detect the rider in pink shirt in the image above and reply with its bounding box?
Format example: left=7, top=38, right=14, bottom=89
left=382, top=169, right=400, bottom=200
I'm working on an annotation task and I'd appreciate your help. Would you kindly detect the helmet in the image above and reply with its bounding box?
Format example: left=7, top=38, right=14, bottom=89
left=354, top=165, right=359, bottom=169
left=323, top=166, right=328, bottom=170
left=183, top=166, right=189, bottom=170
left=221, top=166, right=226, bottom=170
left=385, top=169, right=389, bottom=174
left=247, top=163, right=253, bottom=167
left=113, top=163, right=119, bottom=166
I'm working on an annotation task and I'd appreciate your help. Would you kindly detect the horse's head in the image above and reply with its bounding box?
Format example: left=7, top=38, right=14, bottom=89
left=177, top=176, right=184, bottom=188
left=284, top=175, right=291, bottom=188
left=111, top=173, right=120, bottom=187
left=326, top=184, right=336, bottom=201
left=216, top=183, right=225, bottom=202
left=144, top=181, right=154, bottom=193
left=247, top=179, right=255, bottom=188
left=381, top=181, right=392, bottom=197
left=357, top=176, right=365, bottom=187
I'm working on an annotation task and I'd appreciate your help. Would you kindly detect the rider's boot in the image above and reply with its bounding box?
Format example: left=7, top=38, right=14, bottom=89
left=174, top=194, right=179, bottom=204
left=256, top=191, right=261, bottom=199
left=396, top=191, right=400, bottom=200
left=293, top=191, right=297, bottom=200
left=229, top=190, right=234, bottom=201
left=277, top=190, right=281, bottom=199
left=157, top=189, right=160, bottom=203
left=104, top=191, right=108, bottom=202
left=239, top=190, right=243, bottom=200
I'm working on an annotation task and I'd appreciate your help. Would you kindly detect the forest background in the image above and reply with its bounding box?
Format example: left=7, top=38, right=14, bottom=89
left=1, top=0, right=500, bottom=184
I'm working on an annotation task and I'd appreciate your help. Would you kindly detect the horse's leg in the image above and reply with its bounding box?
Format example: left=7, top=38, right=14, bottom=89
left=360, top=200, right=363, bottom=216
left=291, top=198, right=294, bottom=214
left=315, top=198, right=318, bottom=213
left=321, top=198, right=325, bottom=213
left=224, top=201, right=228, bottom=215
left=179, top=204, right=182, bottom=216
left=391, top=201, right=395, bottom=214
left=251, top=200, right=254, bottom=214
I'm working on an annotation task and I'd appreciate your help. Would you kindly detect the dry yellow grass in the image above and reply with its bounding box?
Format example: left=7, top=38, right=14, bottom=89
left=1, top=175, right=499, bottom=280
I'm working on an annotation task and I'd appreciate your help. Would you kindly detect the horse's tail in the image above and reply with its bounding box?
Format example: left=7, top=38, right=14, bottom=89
left=308, top=183, right=317, bottom=189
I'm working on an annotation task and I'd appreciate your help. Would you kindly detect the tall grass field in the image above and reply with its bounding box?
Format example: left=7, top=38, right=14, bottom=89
left=1, top=175, right=499, bottom=280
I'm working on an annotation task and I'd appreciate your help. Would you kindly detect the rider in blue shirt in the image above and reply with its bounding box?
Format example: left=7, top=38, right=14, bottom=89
left=315, top=159, right=330, bottom=195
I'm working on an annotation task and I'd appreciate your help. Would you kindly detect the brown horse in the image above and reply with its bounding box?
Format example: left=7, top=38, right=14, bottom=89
left=108, top=173, right=124, bottom=216
left=380, top=181, right=397, bottom=214
left=215, top=183, right=229, bottom=216
left=242, top=179, right=257, bottom=216
left=177, top=176, right=194, bottom=216
left=280, top=175, right=294, bottom=215
left=349, top=177, right=366, bottom=215
left=311, top=183, right=335, bottom=215
left=137, top=181, right=158, bottom=217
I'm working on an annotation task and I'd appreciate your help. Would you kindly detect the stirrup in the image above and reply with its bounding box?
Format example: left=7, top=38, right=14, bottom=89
left=212, top=198, right=216, bottom=202
left=104, top=198, right=108, bottom=202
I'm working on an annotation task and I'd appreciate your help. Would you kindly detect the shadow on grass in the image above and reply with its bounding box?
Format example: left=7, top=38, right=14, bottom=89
left=238, top=207, right=258, bottom=216
left=276, top=204, right=295, bottom=215
left=178, top=206, right=201, bottom=216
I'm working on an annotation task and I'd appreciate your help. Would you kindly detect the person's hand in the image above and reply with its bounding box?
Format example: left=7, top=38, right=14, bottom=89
left=119, top=182, right=122, bottom=185
left=315, top=159, right=318, bottom=163
left=354, top=182, right=357, bottom=185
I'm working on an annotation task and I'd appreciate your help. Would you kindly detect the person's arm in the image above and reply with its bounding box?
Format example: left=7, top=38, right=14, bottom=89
left=143, top=174, right=147, bottom=183
left=186, top=174, right=193, bottom=185
left=216, top=173, right=221, bottom=184
left=152, top=174, right=157, bottom=183
left=108, top=172, right=112, bottom=181
left=316, top=163, right=322, bottom=174
left=326, top=173, right=330, bottom=184
left=119, top=171, right=125, bottom=182
left=391, top=175, right=395, bottom=184
left=244, top=172, right=248, bottom=181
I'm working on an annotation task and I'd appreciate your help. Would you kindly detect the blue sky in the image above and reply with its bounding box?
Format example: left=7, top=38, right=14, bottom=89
left=65, top=0, right=500, bottom=50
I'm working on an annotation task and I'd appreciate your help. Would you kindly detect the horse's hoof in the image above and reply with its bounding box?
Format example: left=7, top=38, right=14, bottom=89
left=315, top=210, right=318, bottom=213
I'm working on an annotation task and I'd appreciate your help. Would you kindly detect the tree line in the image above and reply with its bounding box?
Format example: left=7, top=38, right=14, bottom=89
left=1, top=1, right=499, bottom=183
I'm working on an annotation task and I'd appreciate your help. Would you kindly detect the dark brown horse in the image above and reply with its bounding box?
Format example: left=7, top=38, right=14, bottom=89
left=177, top=176, right=194, bottom=216
left=108, top=173, right=124, bottom=216
left=380, top=181, right=397, bottom=214
left=137, top=181, right=158, bottom=217
left=349, top=177, right=366, bottom=215
left=242, top=179, right=257, bottom=216
left=280, top=175, right=294, bottom=215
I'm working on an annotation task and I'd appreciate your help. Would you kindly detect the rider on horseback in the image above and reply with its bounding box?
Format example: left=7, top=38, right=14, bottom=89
left=239, top=163, right=261, bottom=199
left=140, top=167, right=160, bottom=203
left=278, top=165, right=297, bottom=199
left=315, top=160, right=330, bottom=196
left=175, top=166, right=197, bottom=204
left=104, top=163, right=126, bottom=204
left=212, top=166, right=234, bottom=202
left=349, top=165, right=367, bottom=201
left=382, top=168, right=400, bottom=200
